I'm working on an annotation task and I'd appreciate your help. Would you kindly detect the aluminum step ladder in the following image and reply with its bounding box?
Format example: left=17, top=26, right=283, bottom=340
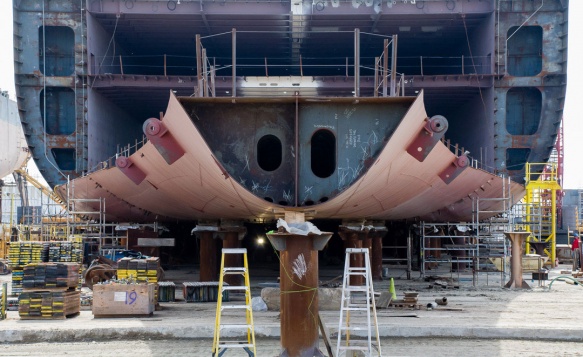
left=336, top=248, right=381, bottom=357
left=212, top=248, right=256, bottom=357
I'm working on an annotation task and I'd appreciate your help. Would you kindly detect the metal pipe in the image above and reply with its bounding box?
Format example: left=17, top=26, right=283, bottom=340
left=390, top=35, right=398, bottom=97
left=383, top=39, right=388, bottom=96
left=370, top=230, right=385, bottom=281
left=203, top=48, right=208, bottom=97
left=196, top=34, right=202, bottom=97
left=374, top=57, right=379, bottom=98
left=198, top=231, right=218, bottom=282
left=221, top=231, right=242, bottom=286
left=503, top=232, right=531, bottom=289
left=266, top=229, right=332, bottom=357
left=294, top=96, right=299, bottom=207
left=232, top=28, right=236, bottom=98
left=338, top=229, right=365, bottom=286
left=264, top=57, right=268, bottom=77
left=354, top=28, right=360, bottom=97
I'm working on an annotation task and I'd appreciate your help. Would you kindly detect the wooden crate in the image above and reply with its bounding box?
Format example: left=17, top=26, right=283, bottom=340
left=92, top=283, right=155, bottom=317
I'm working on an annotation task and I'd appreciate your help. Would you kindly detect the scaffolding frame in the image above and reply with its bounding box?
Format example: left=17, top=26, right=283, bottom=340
left=522, top=162, right=561, bottom=267
left=421, top=176, right=515, bottom=286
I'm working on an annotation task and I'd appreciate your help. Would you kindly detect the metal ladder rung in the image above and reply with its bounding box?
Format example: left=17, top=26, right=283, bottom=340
left=337, top=247, right=381, bottom=357
left=218, top=342, right=254, bottom=348
left=222, top=248, right=247, bottom=254
left=213, top=249, right=256, bottom=356
left=346, top=248, right=368, bottom=253
left=223, top=267, right=246, bottom=272
left=223, top=271, right=246, bottom=276
left=222, top=286, right=248, bottom=291
left=222, top=304, right=250, bottom=310
left=220, top=324, right=252, bottom=329
left=341, top=307, right=369, bottom=312
left=339, top=326, right=371, bottom=331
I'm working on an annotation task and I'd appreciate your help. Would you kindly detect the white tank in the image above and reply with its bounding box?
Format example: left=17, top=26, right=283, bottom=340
left=0, top=90, right=28, bottom=178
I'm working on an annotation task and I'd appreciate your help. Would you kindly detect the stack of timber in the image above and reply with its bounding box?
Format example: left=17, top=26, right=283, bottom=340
left=92, top=282, right=156, bottom=317
left=390, top=291, right=421, bottom=309
left=17, top=262, right=81, bottom=319
left=22, top=263, right=79, bottom=289
left=8, top=242, right=46, bottom=295
left=117, top=257, right=160, bottom=303
left=8, top=242, right=46, bottom=266
left=157, top=281, right=176, bottom=302
left=8, top=241, right=85, bottom=295
left=0, top=283, right=6, bottom=320
left=18, top=290, right=80, bottom=319
left=183, top=282, right=229, bottom=302
left=47, top=240, right=83, bottom=263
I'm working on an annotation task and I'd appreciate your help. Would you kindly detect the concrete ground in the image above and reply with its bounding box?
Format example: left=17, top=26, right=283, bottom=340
left=1, top=262, right=582, bottom=353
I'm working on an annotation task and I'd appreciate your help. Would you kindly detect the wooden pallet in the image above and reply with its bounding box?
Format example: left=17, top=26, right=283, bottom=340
left=22, top=287, right=76, bottom=293
left=20, top=312, right=80, bottom=320
left=389, top=301, right=422, bottom=310
left=93, top=312, right=153, bottom=318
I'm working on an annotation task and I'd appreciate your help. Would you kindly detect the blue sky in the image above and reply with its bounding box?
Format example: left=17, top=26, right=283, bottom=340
left=1, top=1, right=581, bottom=188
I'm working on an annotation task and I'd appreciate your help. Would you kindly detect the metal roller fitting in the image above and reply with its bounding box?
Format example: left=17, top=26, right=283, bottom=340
left=143, top=118, right=162, bottom=136
left=456, top=155, right=469, bottom=168
left=115, top=156, right=129, bottom=168
left=428, top=115, right=448, bottom=133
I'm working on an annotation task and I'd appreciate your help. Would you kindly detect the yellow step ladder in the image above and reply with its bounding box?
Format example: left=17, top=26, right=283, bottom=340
left=336, top=248, right=382, bottom=357
left=212, top=248, right=256, bottom=357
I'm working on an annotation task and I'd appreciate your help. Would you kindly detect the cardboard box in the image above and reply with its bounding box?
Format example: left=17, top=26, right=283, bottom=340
left=92, top=283, right=155, bottom=317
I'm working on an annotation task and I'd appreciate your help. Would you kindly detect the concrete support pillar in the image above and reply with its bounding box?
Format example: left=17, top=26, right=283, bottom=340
left=266, top=212, right=332, bottom=357
left=504, top=231, right=531, bottom=289
left=216, top=222, right=246, bottom=286
left=192, top=221, right=219, bottom=282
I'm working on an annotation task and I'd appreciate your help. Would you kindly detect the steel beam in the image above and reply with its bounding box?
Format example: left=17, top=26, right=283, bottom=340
left=338, top=225, right=369, bottom=286
left=367, top=221, right=387, bottom=281
left=266, top=219, right=332, bottom=357
left=216, top=222, right=246, bottom=286
left=192, top=222, right=220, bottom=282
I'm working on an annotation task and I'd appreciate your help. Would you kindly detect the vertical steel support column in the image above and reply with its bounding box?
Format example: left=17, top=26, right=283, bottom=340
left=338, top=225, right=368, bottom=286
left=202, top=48, right=208, bottom=97
left=374, top=56, right=379, bottom=98
left=551, top=189, right=557, bottom=267
left=198, top=231, right=218, bottom=281
left=192, top=222, right=220, bottom=282
left=504, top=232, right=531, bottom=289
left=369, top=228, right=387, bottom=281
left=383, top=38, right=388, bottom=97
left=354, top=28, right=360, bottom=97
left=451, top=234, right=467, bottom=271
left=196, top=34, right=203, bottom=97
left=266, top=224, right=332, bottom=357
left=216, top=222, right=246, bottom=286
left=232, top=28, right=236, bottom=98
left=390, top=35, right=398, bottom=97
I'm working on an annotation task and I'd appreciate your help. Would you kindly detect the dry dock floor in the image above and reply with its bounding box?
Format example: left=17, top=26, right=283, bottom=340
left=0, top=263, right=582, bottom=356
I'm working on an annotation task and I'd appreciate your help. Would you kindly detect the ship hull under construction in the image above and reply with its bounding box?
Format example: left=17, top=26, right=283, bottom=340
left=56, top=91, right=524, bottom=223
left=12, top=0, right=566, bottom=224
